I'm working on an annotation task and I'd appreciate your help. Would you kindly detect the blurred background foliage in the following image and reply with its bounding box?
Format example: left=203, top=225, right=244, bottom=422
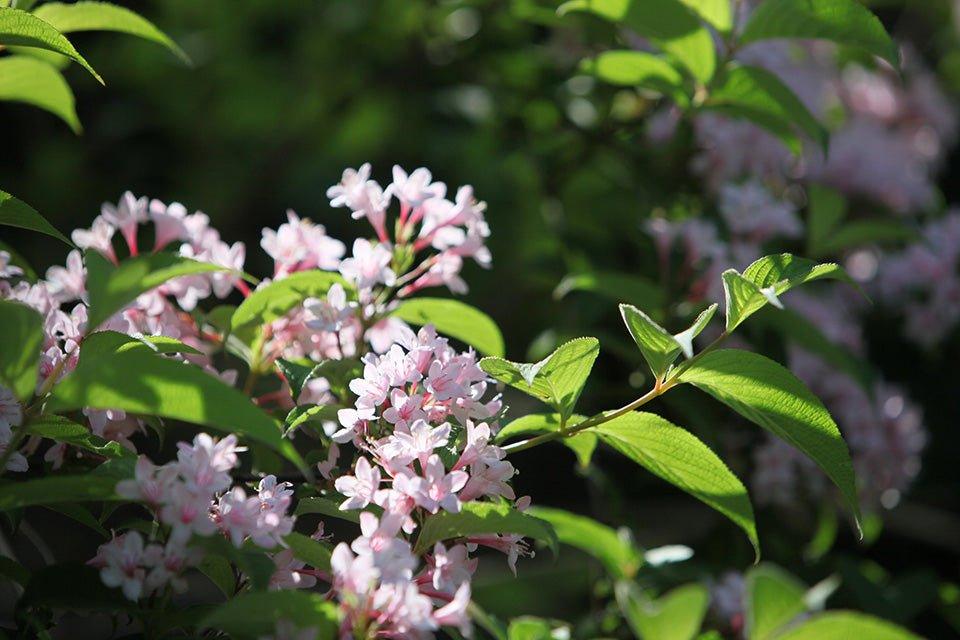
left=3, top=0, right=960, bottom=636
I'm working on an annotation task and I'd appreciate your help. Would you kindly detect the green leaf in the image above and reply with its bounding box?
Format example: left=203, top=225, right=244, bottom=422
left=751, top=307, right=873, bottom=390
left=591, top=412, right=759, bottom=556
left=284, top=531, right=332, bottom=571
left=197, top=553, right=235, bottom=598
left=678, top=349, right=861, bottom=532
left=527, top=506, right=642, bottom=579
left=0, top=555, right=29, bottom=586
left=806, top=185, right=846, bottom=255
left=554, top=270, right=663, bottom=312
left=32, top=1, right=189, bottom=64
left=191, top=536, right=275, bottom=592
left=0, top=299, right=42, bottom=402
left=774, top=611, right=921, bottom=640
left=0, top=189, right=73, bottom=246
left=26, top=414, right=135, bottom=459
left=679, top=0, right=731, bottom=33
left=814, top=221, right=917, bottom=255
left=705, top=65, right=828, bottom=154
left=295, top=496, right=361, bottom=524
left=0, top=8, right=102, bottom=82
left=275, top=358, right=315, bottom=401
left=616, top=581, right=710, bottom=640
left=85, top=251, right=229, bottom=330
left=745, top=564, right=806, bottom=640
left=620, top=303, right=681, bottom=378
left=0, top=55, right=79, bottom=132
left=581, top=50, right=686, bottom=100
left=740, top=0, right=899, bottom=66
left=723, top=253, right=854, bottom=331
left=507, top=617, right=569, bottom=640
left=496, top=413, right=596, bottom=467
left=231, top=270, right=348, bottom=331
left=391, top=297, right=505, bottom=357
left=47, top=332, right=305, bottom=471
left=43, top=503, right=109, bottom=537
left=0, top=472, right=125, bottom=511
left=200, top=590, right=339, bottom=639
left=480, top=337, right=599, bottom=421
left=414, top=500, right=558, bottom=555
left=673, top=303, right=718, bottom=358
left=560, top=0, right=716, bottom=82
left=118, top=334, right=203, bottom=356
left=284, top=404, right=343, bottom=437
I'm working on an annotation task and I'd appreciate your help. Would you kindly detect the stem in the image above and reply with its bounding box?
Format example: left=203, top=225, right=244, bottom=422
left=502, top=330, right=730, bottom=456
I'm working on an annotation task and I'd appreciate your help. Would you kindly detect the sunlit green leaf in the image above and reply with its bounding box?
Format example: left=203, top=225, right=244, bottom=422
left=391, top=297, right=505, bottom=357
left=620, top=303, right=681, bottom=378
left=26, top=414, right=134, bottom=459
left=581, top=50, right=686, bottom=101
left=679, top=0, right=731, bottom=33
left=527, top=506, right=642, bottom=579
left=616, top=581, right=709, bottom=640
left=284, top=531, right=332, bottom=571
left=0, top=299, right=42, bottom=402
left=414, top=500, right=558, bottom=555
left=200, top=589, right=339, bottom=639
left=679, top=349, right=861, bottom=532
left=0, top=8, right=102, bottom=82
left=774, top=611, right=920, bottom=640
left=496, top=413, right=596, bottom=467
left=0, top=55, right=79, bottom=132
left=745, top=564, right=806, bottom=640
left=231, top=270, right=348, bottom=331
left=740, top=0, right=899, bottom=66
left=673, top=303, right=717, bottom=358
left=592, top=411, right=759, bottom=556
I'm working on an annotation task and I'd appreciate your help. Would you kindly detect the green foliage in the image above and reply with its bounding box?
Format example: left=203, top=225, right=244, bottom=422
left=507, top=617, right=569, bottom=640
left=0, top=467, right=127, bottom=511
left=191, top=536, right=275, bottom=592
left=294, top=496, right=361, bottom=523
left=560, top=0, right=716, bottom=83
left=678, top=0, right=731, bottom=34
left=581, top=50, right=687, bottom=102
left=19, top=564, right=135, bottom=611
left=740, top=0, right=900, bottom=66
left=85, top=251, right=229, bottom=330
left=554, top=270, right=663, bottom=312
left=527, top=506, right=642, bottom=579
left=0, top=190, right=72, bottom=246
left=25, top=415, right=134, bottom=459
left=496, top=413, right=596, bottom=467
left=679, top=349, right=861, bottom=531
left=0, top=299, right=42, bottom=401
left=745, top=564, right=806, bottom=640
left=284, top=531, right=333, bottom=571
left=620, top=303, right=682, bottom=378
left=391, top=296, right=505, bottom=356
left=480, top=337, right=599, bottom=421
left=806, top=186, right=916, bottom=256
left=704, top=65, right=828, bottom=154
left=47, top=331, right=306, bottom=470
left=0, top=7, right=102, bottom=82
left=723, top=254, right=854, bottom=331
left=414, top=500, right=558, bottom=555
left=672, top=303, right=717, bottom=359
left=591, top=411, right=759, bottom=556
left=775, top=611, right=921, bottom=640
left=0, top=55, right=78, bottom=132
left=32, top=1, right=189, bottom=64
left=616, top=581, right=710, bottom=640
left=200, top=588, right=339, bottom=639
left=230, top=270, right=347, bottom=331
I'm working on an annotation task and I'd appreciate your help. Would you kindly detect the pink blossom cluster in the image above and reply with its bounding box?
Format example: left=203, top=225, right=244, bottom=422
left=0, top=385, right=27, bottom=472
left=689, top=41, right=955, bottom=214
left=874, top=211, right=960, bottom=346
left=90, top=433, right=299, bottom=600
left=312, top=325, right=532, bottom=637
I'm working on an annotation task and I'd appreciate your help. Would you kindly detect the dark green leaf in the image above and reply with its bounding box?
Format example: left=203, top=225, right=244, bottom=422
left=42, top=503, right=109, bottom=537
left=197, top=553, right=234, bottom=598
left=20, top=564, right=135, bottom=611
left=0, top=189, right=72, bottom=246
left=554, top=270, right=663, bottom=312
left=0, top=299, right=42, bottom=401
left=200, top=590, right=339, bottom=639
left=806, top=185, right=846, bottom=255
left=26, top=414, right=129, bottom=460
left=284, top=531, right=332, bottom=571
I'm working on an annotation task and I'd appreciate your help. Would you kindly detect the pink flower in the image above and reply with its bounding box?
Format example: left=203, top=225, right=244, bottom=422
left=0, top=251, right=23, bottom=279
left=351, top=512, right=416, bottom=583
left=335, top=456, right=381, bottom=510
left=428, top=543, right=476, bottom=592
left=382, top=389, right=426, bottom=430
left=215, top=486, right=262, bottom=547
left=304, top=283, right=353, bottom=332
left=338, top=239, right=396, bottom=291
left=317, top=442, right=340, bottom=480
left=89, top=532, right=147, bottom=601
left=149, top=200, right=190, bottom=251
left=389, top=165, right=445, bottom=207
left=386, top=419, right=451, bottom=468
left=72, top=216, right=117, bottom=262
left=100, top=191, right=148, bottom=254
left=414, top=455, right=468, bottom=514
left=432, top=582, right=472, bottom=636
left=45, top=250, right=86, bottom=303
left=365, top=316, right=414, bottom=354
left=116, top=456, right=177, bottom=506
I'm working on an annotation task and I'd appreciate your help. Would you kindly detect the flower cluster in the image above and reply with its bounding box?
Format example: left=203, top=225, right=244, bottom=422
left=321, top=326, right=524, bottom=638
left=91, top=433, right=298, bottom=600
